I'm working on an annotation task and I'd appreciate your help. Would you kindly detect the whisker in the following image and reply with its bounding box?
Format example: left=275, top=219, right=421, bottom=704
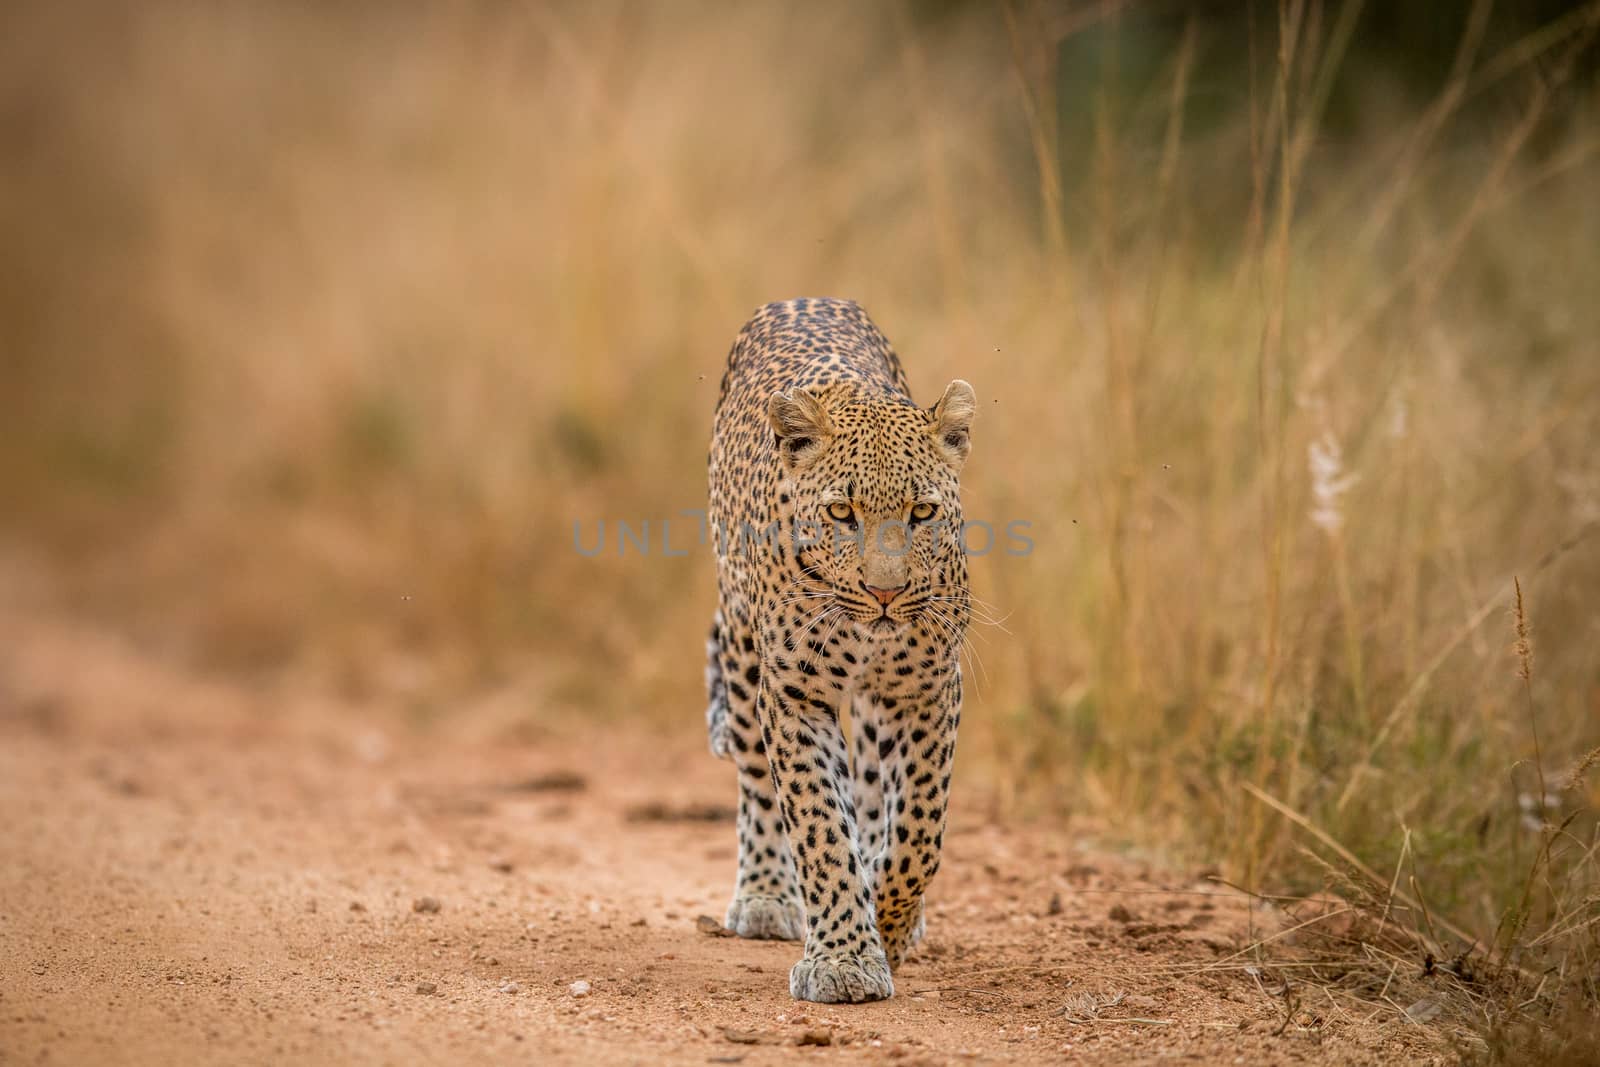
left=938, top=624, right=987, bottom=699
left=786, top=598, right=844, bottom=659
left=921, top=604, right=989, bottom=694
left=800, top=609, right=849, bottom=677
left=921, top=594, right=1012, bottom=634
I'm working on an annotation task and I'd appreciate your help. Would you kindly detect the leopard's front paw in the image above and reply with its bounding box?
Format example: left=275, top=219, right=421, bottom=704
left=725, top=894, right=804, bottom=940
left=789, top=951, right=894, bottom=1003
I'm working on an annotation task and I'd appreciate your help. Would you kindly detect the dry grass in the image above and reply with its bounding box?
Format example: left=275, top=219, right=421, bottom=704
left=2, top=0, right=1598, bottom=1051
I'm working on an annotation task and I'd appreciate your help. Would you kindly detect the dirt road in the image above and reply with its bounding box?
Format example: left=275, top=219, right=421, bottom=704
left=0, top=609, right=1441, bottom=1065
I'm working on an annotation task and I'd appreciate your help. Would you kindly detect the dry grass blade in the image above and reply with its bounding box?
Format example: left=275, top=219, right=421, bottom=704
left=1566, top=747, right=1600, bottom=792
left=1245, top=782, right=1486, bottom=958
left=1057, top=990, right=1173, bottom=1026
left=1337, top=525, right=1598, bottom=813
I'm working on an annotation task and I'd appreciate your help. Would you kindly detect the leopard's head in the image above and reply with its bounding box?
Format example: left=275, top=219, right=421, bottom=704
left=768, top=379, right=975, bottom=633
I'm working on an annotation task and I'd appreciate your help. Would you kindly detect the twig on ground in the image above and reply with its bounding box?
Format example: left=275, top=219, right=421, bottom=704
left=910, top=986, right=1012, bottom=1000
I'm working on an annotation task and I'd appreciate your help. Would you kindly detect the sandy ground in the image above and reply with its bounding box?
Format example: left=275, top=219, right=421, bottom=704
left=0, top=607, right=1446, bottom=1066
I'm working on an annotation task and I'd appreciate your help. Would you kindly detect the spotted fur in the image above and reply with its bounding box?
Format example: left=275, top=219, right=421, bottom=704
left=704, top=297, right=974, bottom=1004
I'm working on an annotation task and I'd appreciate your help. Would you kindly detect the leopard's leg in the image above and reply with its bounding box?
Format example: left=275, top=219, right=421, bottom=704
left=714, top=606, right=804, bottom=940
left=705, top=611, right=731, bottom=758
left=871, top=669, right=961, bottom=969
left=760, top=673, right=893, bottom=1003
left=849, top=692, right=889, bottom=868
left=851, top=693, right=926, bottom=948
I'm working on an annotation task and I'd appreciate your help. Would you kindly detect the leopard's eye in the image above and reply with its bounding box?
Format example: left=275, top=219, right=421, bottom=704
left=910, top=502, right=938, bottom=523
left=827, top=502, right=855, bottom=524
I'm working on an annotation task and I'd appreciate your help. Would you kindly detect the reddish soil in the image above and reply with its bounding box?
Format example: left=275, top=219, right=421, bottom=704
left=0, top=607, right=1444, bottom=1065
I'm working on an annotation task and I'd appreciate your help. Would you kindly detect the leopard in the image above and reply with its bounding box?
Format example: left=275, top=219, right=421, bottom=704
left=703, top=297, right=975, bottom=1004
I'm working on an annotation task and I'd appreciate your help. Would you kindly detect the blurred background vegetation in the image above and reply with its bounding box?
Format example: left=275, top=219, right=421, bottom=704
left=2, top=0, right=1598, bottom=1034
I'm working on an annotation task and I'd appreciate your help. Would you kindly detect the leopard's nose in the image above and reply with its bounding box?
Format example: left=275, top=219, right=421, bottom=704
left=862, top=581, right=907, bottom=607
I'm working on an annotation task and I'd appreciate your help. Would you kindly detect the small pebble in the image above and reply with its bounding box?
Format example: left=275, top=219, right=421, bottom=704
left=415, top=981, right=437, bottom=995
left=569, top=980, right=591, bottom=997
left=696, top=915, right=735, bottom=937
left=413, top=897, right=442, bottom=914
left=349, top=901, right=367, bottom=912
left=500, top=981, right=521, bottom=995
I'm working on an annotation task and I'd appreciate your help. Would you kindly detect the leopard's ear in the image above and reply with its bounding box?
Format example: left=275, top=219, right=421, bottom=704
left=930, top=379, right=975, bottom=471
left=768, top=387, right=834, bottom=471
